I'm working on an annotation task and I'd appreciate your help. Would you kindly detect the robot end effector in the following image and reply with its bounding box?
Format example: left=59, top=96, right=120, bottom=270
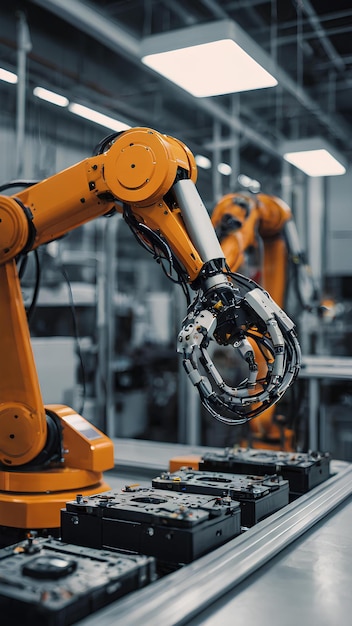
left=177, top=260, right=301, bottom=426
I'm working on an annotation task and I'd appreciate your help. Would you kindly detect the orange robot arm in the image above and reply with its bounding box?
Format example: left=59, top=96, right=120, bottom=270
left=0, top=129, right=301, bottom=531
left=0, top=127, right=217, bottom=530
left=0, top=128, right=205, bottom=470
left=1, top=131, right=301, bottom=463
left=211, top=192, right=303, bottom=449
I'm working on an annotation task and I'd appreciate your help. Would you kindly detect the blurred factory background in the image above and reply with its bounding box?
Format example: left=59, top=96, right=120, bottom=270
left=1, top=0, right=352, bottom=458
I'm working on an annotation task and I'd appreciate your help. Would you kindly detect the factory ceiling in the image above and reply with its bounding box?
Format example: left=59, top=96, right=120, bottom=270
left=0, top=0, right=351, bottom=199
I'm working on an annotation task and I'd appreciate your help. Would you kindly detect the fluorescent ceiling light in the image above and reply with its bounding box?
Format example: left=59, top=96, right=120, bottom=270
left=238, top=174, right=261, bottom=192
left=195, top=154, right=212, bottom=169
left=33, top=86, right=69, bottom=107
left=282, top=137, right=347, bottom=177
left=218, top=163, right=232, bottom=176
left=68, top=102, right=131, bottom=132
left=238, top=174, right=253, bottom=187
left=140, top=20, right=278, bottom=97
left=284, top=150, right=346, bottom=177
left=0, top=67, right=18, bottom=84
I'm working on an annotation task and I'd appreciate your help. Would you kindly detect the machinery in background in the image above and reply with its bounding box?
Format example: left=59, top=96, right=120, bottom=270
left=0, top=128, right=300, bottom=539
left=211, top=191, right=317, bottom=451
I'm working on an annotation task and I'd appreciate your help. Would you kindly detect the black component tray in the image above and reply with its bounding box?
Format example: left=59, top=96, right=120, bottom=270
left=152, top=469, right=289, bottom=527
left=61, top=487, right=241, bottom=564
left=0, top=536, right=156, bottom=626
left=198, top=448, right=331, bottom=495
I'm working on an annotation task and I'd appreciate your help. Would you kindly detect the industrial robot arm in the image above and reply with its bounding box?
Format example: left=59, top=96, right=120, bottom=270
left=211, top=191, right=317, bottom=309
left=0, top=128, right=300, bottom=530
left=211, top=191, right=315, bottom=446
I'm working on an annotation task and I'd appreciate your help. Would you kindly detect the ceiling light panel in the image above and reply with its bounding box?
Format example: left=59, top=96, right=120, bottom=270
left=140, top=20, right=278, bottom=97
left=218, top=163, right=232, bottom=175
left=33, top=86, right=69, bottom=107
left=282, top=137, right=347, bottom=177
left=195, top=154, right=212, bottom=169
left=0, top=67, right=17, bottom=84
left=68, top=103, right=131, bottom=132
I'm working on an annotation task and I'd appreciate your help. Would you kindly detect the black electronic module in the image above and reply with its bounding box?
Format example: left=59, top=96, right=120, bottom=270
left=152, top=469, right=289, bottom=527
left=0, top=535, right=156, bottom=626
left=61, top=488, right=241, bottom=564
left=198, top=448, right=331, bottom=496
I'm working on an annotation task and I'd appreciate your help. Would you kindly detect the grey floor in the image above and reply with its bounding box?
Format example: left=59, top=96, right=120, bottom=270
left=187, top=496, right=352, bottom=625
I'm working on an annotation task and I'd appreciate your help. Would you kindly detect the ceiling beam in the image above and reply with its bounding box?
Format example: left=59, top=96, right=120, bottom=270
left=29, top=0, right=351, bottom=159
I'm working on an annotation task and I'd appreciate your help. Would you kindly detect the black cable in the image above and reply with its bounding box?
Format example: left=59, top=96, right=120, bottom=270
left=92, top=132, right=120, bottom=156
left=20, top=250, right=42, bottom=325
left=246, top=330, right=276, bottom=360
left=122, top=203, right=191, bottom=305
left=18, top=253, right=29, bottom=280
left=3, top=179, right=42, bottom=321
left=0, top=179, right=39, bottom=192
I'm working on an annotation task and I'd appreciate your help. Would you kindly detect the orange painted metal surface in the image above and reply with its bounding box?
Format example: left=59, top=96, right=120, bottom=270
left=48, top=404, right=115, bottom=473
left=0, top=478, right=111, bottom=529
left=0, top=127, right=206, bottom=529
left=0, top=261, right=47, bottom=466
left=169, top=455, right=201, bottom=473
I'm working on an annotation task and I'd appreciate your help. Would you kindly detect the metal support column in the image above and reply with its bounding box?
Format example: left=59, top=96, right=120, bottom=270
left=15, top=11, right=32, bottom=178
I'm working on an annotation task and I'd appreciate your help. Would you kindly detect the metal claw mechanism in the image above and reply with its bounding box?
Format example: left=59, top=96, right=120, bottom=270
left=172, top=180, right=301, bottom=425
left=177, top=270, right=301, bottom=425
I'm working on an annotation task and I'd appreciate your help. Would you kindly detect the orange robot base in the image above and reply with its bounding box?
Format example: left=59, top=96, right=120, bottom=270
left=0, top=404, right=114, bottom=531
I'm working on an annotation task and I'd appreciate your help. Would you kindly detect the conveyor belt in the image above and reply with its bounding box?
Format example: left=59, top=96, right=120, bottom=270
left=72, top=440, right=352, bottom=626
